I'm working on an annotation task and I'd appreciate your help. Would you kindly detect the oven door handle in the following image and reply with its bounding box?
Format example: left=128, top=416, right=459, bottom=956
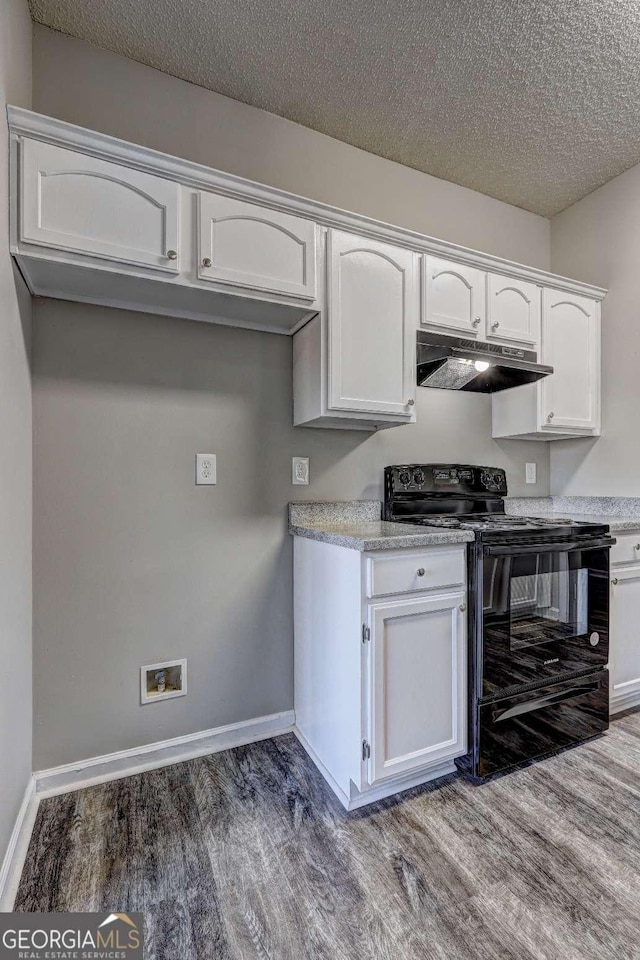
left=483, top=537, right=616, bottom=556
left=492, top=681, right=601, bottom=723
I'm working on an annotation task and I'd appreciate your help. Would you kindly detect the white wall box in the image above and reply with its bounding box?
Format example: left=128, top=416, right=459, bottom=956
left=9, top=106, right=606, bottom=431
left=197, top=192, right=317, bottom=301
left=422, top=256, right=486, bottom=339
left=486, top=274, right=540, bottom=347
left=610, top=559, right=640, bottom=714
left=140, top=658, right=187, bottom=704
left=293, top=537, right=467, bottom=809
left=492, top=289, right=601, bottom=440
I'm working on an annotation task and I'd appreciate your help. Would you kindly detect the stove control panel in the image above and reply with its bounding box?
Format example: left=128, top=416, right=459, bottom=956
left=385, top=464, right=508, bottom=496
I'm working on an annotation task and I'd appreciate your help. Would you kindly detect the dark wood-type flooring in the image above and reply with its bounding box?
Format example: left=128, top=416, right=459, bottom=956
left=15, top=711, right=640, bottom=959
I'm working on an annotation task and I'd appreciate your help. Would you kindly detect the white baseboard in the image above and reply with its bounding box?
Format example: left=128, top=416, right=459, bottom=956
left=294, top=726, right=456, bottom=811
left=611, top=690, right=640, bottom=715
left=0, top=777, right=39, bottom=911
left=35, top=710, right=295, bottom=799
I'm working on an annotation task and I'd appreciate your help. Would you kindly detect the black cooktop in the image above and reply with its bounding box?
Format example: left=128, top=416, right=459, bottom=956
left=384, top=464, right=610, bottom=542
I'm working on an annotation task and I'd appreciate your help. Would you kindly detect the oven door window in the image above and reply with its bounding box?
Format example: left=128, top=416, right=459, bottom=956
left=500, top=553, right=588, bottom=648
left=481, top=545, right=609, bottom=695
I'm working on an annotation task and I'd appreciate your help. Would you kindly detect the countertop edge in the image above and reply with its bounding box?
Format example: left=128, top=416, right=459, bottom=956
left=289, top=522, right=475, bottom=551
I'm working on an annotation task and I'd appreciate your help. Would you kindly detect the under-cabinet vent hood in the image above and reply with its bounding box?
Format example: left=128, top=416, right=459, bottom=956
left=416, top=331, right=553, bottom=393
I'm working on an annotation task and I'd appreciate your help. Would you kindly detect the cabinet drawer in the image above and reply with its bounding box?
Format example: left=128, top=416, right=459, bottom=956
left=611, top=531, right=640, bottom=566
left=366, top=548, right=466, bottom=598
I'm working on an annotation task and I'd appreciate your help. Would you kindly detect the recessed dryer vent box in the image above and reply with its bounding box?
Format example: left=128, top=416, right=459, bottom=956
left=141, top=658, right=187, bottom=704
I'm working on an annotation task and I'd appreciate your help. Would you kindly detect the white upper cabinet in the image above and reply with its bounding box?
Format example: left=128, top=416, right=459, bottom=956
left=539, top=290, right=600, bottom=434
left=422, top=256, right=486, bottom=338
left=20, top=139, right=180, bottom=274
left=327, top=230, right=419, bottom=419
left=486, top=275, right=540, bottom=347
left=492, top=287, right=601, bottom=440
left=198, top=192, right=317, bottom=301
left=367, top=592, right=467, bottom=785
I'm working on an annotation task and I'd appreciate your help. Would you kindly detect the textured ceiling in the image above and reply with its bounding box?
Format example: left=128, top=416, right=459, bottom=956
left=27, top=0, right=640, bottom=216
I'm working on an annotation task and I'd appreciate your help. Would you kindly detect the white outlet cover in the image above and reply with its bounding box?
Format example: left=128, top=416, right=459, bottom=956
left=292, top=457, right=310, bottom=485
left=196, top=453, right=217, bottom=485
left=525, top=462, right=537, bottom=484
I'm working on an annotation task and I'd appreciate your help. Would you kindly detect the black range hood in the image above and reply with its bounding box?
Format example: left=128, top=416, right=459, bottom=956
left=416, top=331, right=553, bottom=393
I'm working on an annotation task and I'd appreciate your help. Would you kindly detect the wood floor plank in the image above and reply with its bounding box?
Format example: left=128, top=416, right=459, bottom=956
left=15, top=713, right=640, bottom=959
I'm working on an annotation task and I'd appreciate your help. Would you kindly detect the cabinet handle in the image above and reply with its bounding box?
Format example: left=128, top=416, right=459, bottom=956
left=491, top=321, right=500, bottom=331
left=166, top=249, right=178, bottom=260
left=407, top=398, right=415, bottom=406
left=417, top=568, right=425, bottom=577
left=472, top=317, right=481, bottom=327
left=459, top=603, right=467, bottom=612
left=612, top=578, right=619, bottom=585
left=202, top=257, right=212, bottom=268
left=635, top=544, right=640, bottom=551
left=547, top=412, right=555, bottom=421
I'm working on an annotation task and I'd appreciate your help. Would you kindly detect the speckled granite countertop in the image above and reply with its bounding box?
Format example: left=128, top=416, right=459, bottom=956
left=506, top=497, right=640, bottom=532
left=288, top=501, right=473, bottom=551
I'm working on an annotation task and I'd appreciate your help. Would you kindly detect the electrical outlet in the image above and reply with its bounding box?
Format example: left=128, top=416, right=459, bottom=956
left=196, top=453, right=217, bottom=485
left=292, top=457, right=310, bottom=485
left=525, top=462, right=537, bottom=484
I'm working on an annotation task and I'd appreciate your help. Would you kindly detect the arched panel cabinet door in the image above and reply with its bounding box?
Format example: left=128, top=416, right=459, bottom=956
left=422, top=256, right=486, bottom=338
left=327, top=230, right=419, bottom=418
left=539, top=289, right=601, bottom=434
left=20, top=139, right=180, bottom=274
left=486, top=274, right=540, bottom=347
left=198, top=192, right=317, bottom=301
left=610, top=566, right=640, bottom=712
left=366, top=592, right=467, bottom=786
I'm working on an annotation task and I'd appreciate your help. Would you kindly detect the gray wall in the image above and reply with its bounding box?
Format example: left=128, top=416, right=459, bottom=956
left=32, top=28, right=551, bottom=769
left=0, top=0, right=32, bottom=862
left=32, top=25, right=550, bottom=271
left=550, top=163, right=640, bottom=496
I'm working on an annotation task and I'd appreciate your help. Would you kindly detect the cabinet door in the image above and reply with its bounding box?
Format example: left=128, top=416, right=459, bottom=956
left=540, top=290, right=600, bottom=433
left=20, top=139, right=180, bottom=274
left=486, top=274, right=540, bottom=347
left=366, top=592, right=467, bottom=785
left=423, top=256, right=486, bottom=338
left=327, top=230, right=418, bottom=417
left=610, top=567, right=640, bottom=707
left=198, top=192, right=317, bottom=301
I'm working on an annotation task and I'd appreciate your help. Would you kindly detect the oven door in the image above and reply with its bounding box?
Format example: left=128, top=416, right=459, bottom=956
left=477, top=669, right=609, bottom=779
left=481, top=538, right=611, bottom=698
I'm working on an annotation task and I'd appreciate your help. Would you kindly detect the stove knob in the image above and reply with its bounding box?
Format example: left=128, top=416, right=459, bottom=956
left=399, top=470, right=411, bottom=486
left=413, top=469, right=425, bottom=486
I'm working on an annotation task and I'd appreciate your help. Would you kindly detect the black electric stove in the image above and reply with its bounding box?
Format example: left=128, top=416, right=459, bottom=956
left=384, top=464, right=615, bottom=780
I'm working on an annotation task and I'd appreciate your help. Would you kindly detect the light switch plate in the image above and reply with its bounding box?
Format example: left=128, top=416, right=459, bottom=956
left=525, top=462, right=537, bottom=484
left=292, top=457, right=310, bottom=485
left=196, top=453, right=217, bottom=485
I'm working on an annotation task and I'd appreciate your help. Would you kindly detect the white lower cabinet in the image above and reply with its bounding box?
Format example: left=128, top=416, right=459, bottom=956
left=293, top=537, right=468, bottom=810
left=366, top=593, right=467, bottom=786
left=610, top=562, right=640, bottom=712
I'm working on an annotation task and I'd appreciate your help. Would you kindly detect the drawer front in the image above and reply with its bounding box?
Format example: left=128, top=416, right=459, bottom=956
left=611, top=530, right=640, bottom=566
left=366, top=547, right=466, bottom=598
